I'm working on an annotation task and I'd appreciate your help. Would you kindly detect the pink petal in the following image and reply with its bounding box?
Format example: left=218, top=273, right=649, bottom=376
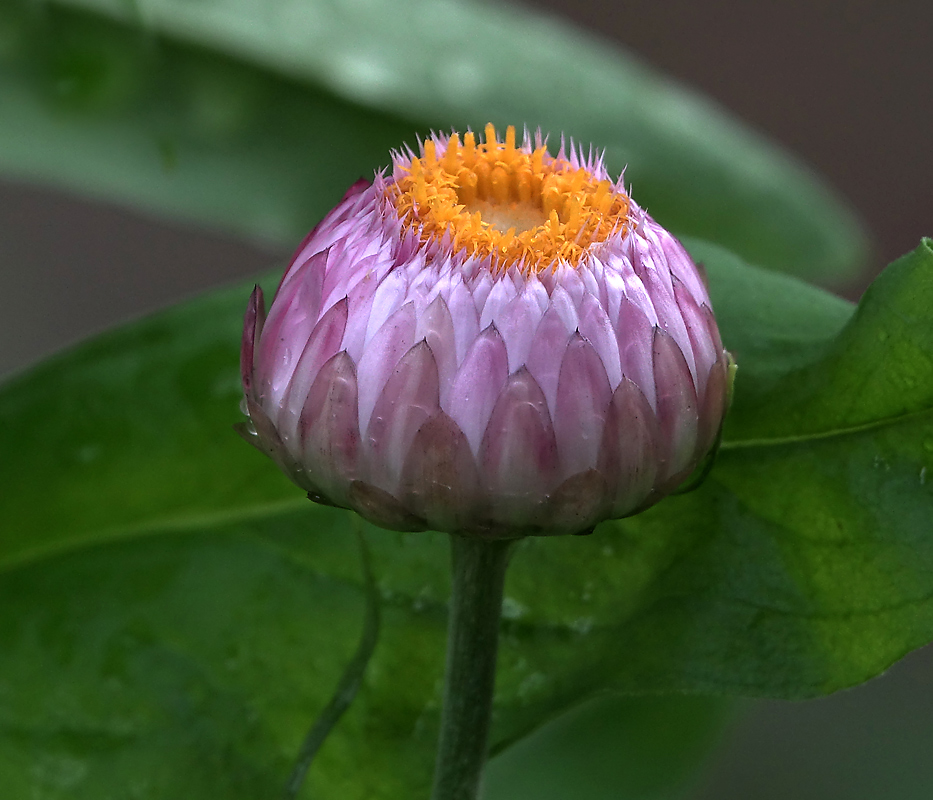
left=549, top=284, right=580, bottom=332
left=365, top=340, right=441, bottom=493
left=596, top=263, right=626, bottom=332
left=554, top=333, right=612, bottom=478
left=479, top=276, right=519, bottom=330
left=256, top=251, right=327, bottom=407
left=536, top=469, right=609, bottom=536
left=700, top=301, right=725, bottom=356
left=615, top=296, right=657, bottom=410
left=365, top=267, right=411, bottom=345
left=241, top=285, right=266, bottom=400
left=444, top=277, right=481, bottom=366
left=469, top=272, right=494, bottom=315
left=558, top=265, right=586, bottom=307
left=597, top=378, right=660, bottom=517
left=282, top=178, right=373, bottom=286
left=339, top=270, right=385, bottom=363
left=620, top=267, right=659, bottom=327
left=416, top=295, right=458, bottom=406
left=636, top=262, right=696, bottom=383
left=356, top=301, right=417, bottom=431
left=652, top=327, right=700, bottom=481
left=348, top=480, right=427, bottom=532
left=640, top=229, right=677, bottom=297
left=525, top=278, right=551, bottom=314
left=480, top=368, right=559, bottom=525
left=525, top=305, right=573, bottom=414
left=578, top=292, right=623, bottom=389
left=578, top=263, right=601, bottom=298
left=445, top=325, right=510, bottom=455
left=320, top=247, right=391, bottom=316
left=672, top=277, right=719, bottom=399
left=279, top=297, right=350, bottom=442
left=496, top=285, right=548, bottom=373
left=298, top=350, right=361, bottom=504
left=658, top=229, right=710, bottom=304
left=696, top=357, right=729, bottom=461
left=399, top=412, right=480, bottom=532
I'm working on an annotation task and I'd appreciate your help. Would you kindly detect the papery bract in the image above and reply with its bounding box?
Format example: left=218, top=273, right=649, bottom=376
left=240, top=125, right=730, bottom=537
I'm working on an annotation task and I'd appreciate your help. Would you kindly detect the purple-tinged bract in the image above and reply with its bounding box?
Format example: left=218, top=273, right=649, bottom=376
left=239, top=125, right=731, bottom=537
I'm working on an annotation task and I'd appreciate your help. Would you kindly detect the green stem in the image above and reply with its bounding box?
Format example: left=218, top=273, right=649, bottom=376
left=430, top=534, right=515, bottom=800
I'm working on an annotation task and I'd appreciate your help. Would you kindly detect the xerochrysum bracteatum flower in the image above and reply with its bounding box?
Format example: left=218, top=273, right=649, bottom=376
left=239, top=125, right=731, bottom=538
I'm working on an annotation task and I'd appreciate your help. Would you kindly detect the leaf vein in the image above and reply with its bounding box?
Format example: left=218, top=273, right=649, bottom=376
left=721, top=403, right=933, bottom=450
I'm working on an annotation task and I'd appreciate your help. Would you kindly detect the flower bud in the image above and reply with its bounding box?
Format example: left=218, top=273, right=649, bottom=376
left=239, top=125, right=730, bottom=537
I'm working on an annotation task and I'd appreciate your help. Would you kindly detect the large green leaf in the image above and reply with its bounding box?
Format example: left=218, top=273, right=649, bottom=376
left=0, top=1, right=417, bottom=247
left=1, top=0, right=866, bottom=280
left=594, top=240, right=933, bottom=698
left=1, top=240, right=931, bottom=797
left=0, top=516, right=734, bottom=800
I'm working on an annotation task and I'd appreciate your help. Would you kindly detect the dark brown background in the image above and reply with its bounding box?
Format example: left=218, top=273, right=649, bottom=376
left=1, top=2, right=931, bottom=797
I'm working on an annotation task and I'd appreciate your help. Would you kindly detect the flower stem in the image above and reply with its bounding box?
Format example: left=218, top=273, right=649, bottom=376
left=430, top=534, right=515, bottom=800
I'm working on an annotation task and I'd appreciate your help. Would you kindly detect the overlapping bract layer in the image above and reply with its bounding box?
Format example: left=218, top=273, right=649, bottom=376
left=240, top=132, right=730, bottom=537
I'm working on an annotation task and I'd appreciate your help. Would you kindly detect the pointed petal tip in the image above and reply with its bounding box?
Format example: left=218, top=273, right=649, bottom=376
left=364, top=338, right=441, bottom=493
left=298, top=349, right=361, bottom=502
left=554, top=333, right=612, bottom=478
left=400, top=412, right=480, bottom=531
left=652, top=326, right=700, bottom=479
left=479, top=368, right=559, bottom=522
left=598, top=377, right=659, bottom=517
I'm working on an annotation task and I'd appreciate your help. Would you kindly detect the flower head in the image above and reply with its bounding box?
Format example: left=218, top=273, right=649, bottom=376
left=240, top=125, right=730, bottom=537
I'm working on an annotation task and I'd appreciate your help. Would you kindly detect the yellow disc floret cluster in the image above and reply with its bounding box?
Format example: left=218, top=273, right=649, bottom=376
left=387, top=124, right=631, bottom=273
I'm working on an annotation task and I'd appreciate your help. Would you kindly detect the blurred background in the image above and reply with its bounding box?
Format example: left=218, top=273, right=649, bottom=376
left=1, top=0, right=931, bottom=797
left=2, top=0, right=931, bottom=381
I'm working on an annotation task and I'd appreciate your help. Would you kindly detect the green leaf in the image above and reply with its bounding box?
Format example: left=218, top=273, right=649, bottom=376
left=1, top=0, right=867, bottom=279
left=720, top=240, right=933, bottom=442
left=0, top=273, right=298, bottom=570
left=2, top=241, right=932, bottom=797
left=0, top=523, right=426, bottom=800
left=0, top=515, right=736, bottom=800
left=0, top=2, right=417, bottom=246
left=591, top=239, right=933, bottom=697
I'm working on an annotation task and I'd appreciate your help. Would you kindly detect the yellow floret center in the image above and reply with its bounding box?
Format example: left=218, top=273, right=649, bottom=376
left=387, top=124, right=630, bottom=272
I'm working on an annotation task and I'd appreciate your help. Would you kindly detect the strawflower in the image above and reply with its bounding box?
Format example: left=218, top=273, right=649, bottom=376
left=239, top=124, right=730, bottom=538
left=240, top=124, right=733, bottom=800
